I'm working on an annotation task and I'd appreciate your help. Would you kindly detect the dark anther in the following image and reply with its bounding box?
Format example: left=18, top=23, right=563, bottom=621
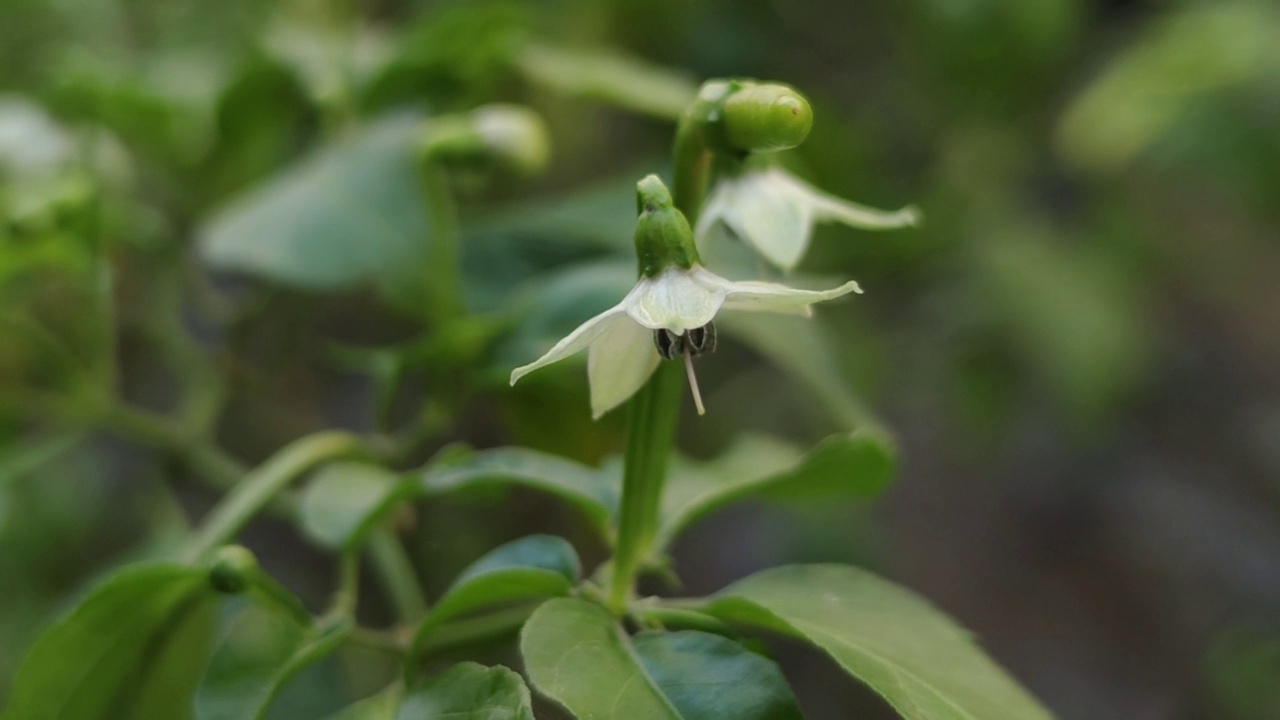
left=653, top=322, right=716, bottom=360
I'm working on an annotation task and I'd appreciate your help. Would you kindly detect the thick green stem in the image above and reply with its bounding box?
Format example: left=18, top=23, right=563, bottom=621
left=607, top=361, right=684, bottom=613
left=367, top=525, right=429, bottom=622
left=184, top=431, right=364, bottom=562
left=419, top=161, right=464, bottom=323
left=672, top=120, right=713, bottom=223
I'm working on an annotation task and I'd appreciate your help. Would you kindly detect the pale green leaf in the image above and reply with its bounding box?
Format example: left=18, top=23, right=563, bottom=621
left=397, top=662, right=533, bottom=720
left=300, top=462, right=406, bottom=550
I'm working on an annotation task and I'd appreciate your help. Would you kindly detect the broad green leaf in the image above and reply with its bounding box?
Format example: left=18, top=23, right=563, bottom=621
left=4, top=563, right=210, bottom=720
left=657, top=431, right=894, bottom=549
left=196, top=604, right=351, bottom=720
left=521, top=600, right=803, bottom=720
left=130, top=596, right=220, bottom=720
left=397, top=662, right=533, bottom=720
left=418, top=448, right=616, bottom=539
left=198, top=114, right=430, bottom=310
left=410, top=536, right=579, bottom=657
left=631, top=631, right=803, bottom=720
left=521, top=599, right=680, bottom=720
left=300, top=462, right=406, bottom=550
left=699, top=565, right=1053, bottom=720
left=517, top=43, right=697, bottom=120
left=718, top=312, right=886, bottom=434
left=321, top=687, right=400, bottom=720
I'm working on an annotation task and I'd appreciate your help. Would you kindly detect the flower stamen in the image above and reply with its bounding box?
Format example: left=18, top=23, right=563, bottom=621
left=683, top=345, right=706, bottom=416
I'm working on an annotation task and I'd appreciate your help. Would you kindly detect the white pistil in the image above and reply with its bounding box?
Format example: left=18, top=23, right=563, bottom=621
left=683, top=345, right=706, bottom=416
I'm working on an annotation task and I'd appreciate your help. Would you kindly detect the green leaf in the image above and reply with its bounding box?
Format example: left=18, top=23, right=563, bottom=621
left=195, top=604, right=351, bottom=720
left=397, top=662, right=534, bottom=720
left=130, top=596, right=220, bottom=720
left=516, top=43, right=698, bottom=121
left=410, top=536, right=579, bottom=657
left=300, top=462, right=406, bottom=550
left=717, top=312, right=885, bottom=433
left=698, top=565, right=1054, bottom=720
left=631, top=631, right=804, bottom=720
left=657, top=431, right=894, bottom=549
left=418, top=448, right=616, bottom=539
left=4, top=563, right=210, bottom=720
left=320, top=688, right=400, bottom=720
left=521, top=599, right=803, bottom=720
left=198, top=114, right=430, bottom=310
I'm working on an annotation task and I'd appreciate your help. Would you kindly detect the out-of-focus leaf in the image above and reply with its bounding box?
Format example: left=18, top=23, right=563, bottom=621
left=299, top=462, right=405, bottom=550
left=198, top=114, right=430, bottom=310
left=130, top=596, right=220, bottom=720
left=195, top=604, right=351, bottom=720
left=717, top=311, right=884, bottom=432
left=4, top=563, right=210, bottom=720
left=411, top=535, right=579, bottom=650
left=657, top=431, right=894, bottom=549
left=320, top=687, right=399, bottom=720
left=0, top=97, right=72, bottom=175
left=1204, top=624, right=1280, bottom=720
left=517, top=43, right=697, bottom=120
left=521, top=600, right=802, bottom=720
left=1057, top=4, right=1278, bottom=172
left=417, top=448, right=616, bottom=539
left=698, top=564, right=1053, bottom=720
left=397, top=662, right=533, bottom=720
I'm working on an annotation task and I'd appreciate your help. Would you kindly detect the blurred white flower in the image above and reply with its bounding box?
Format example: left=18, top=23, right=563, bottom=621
left=696, top=167, right=921, bottom=272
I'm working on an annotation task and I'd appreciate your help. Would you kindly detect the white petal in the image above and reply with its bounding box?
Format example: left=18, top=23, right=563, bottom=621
left=624, top=268, right=725, bottom=333
left=510, top=304, right=628, bottom=385
left=692, top=266, right=862, bottom=317
left=714, top=169, right=814, bottom=272
left=587, top=317, right=660, bottom=418
left=777, top=170, right=922, bottom=231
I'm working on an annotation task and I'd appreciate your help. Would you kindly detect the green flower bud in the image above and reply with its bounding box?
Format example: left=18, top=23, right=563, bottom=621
left=634, top=174, right=700, bottom=277
left=421, top=104, right=550, bottom=176
left=208, top=545, right=258, bottom=594
left=721, top=83, right=812, bottom=153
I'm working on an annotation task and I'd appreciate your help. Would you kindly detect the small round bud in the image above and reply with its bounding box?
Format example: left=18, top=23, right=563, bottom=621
left=208, top=545, right=259, bottom=594
left=721, top=84, right=813, bottom=153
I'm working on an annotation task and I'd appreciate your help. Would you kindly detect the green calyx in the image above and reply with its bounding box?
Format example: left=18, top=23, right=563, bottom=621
left=634, top=174, right=699, bottom=277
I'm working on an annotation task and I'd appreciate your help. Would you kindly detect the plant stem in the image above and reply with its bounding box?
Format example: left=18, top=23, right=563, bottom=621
left=607, top=361, right=684, bottom=613
left=410, top=605, right=535, bottom=660
left=184, top=431, right=364, bottom=562
left=367, top=525, right=429, bottom=622
left=419, top=161, right=464, bottom=324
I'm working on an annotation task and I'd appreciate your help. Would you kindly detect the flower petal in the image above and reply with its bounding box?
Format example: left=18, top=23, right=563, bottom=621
left=708, top=169, right=813, bottom=272
left=779, top=171, right=921, bottom=231
left=587, top=317, right=660, bottom=418
left=510, top=304, right=628, bottom=385
left=692, top=266, right=862, bottom=317
left=625, top=268, right=725, bottom=333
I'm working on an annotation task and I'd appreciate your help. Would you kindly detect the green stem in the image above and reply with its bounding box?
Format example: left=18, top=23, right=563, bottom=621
left=410, top=605, right=535, bottom=661
left=419, top=161, right=464, bottom=324
left=672, top=119, right=713, bottom=223
left=330, top=548, right=361, bottom=618
left=607, top=361, right=684, bottom=613
left=183, top=431, right=364, bottom=562
left=367, top=526, right=429, bottom=622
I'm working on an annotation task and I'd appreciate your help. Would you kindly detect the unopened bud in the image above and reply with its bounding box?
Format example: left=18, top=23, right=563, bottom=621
left=422, top=104, right=550, bottom=177
left=208, top=545, right=258, bottom=594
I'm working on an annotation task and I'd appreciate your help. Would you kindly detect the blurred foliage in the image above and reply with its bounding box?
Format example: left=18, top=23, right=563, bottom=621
left=2, top=0, right=1279, bottom=718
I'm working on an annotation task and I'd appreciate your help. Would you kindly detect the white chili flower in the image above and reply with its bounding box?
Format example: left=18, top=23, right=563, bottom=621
left=695, top=166, right=921, bottom=272
left=510, top=175, right=862, bottom=419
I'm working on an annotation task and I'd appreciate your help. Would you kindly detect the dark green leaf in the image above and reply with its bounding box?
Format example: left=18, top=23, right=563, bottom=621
left=320, top=688, right=400, bottom=720
left=521, top=600, right=804, bottom=720
left=657, top=431, right=894, bottom=549
left=195, top=604, right=351, bottom=720
left=300, top=462, right=406, bottom=550
left=130, top=596, right=220, bottom=720
left=4, top=563, right=210, bottom=720
left=397, top=662, right=534, bottom=720
left=699, top=565, right=1053, bottom=720
left=418, top=448, right=616, bottom=539
left=632, top=631, right=804, bottom=720
left=198, top=114, right=430, bottom=310
left=410, top=536, right=579, bottom=656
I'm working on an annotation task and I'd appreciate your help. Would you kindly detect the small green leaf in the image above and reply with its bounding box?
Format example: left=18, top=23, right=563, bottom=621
left=410, top=536, right=579, bottom=657
left=397, top=662, right=534, bottom=720
left=658, top=431, right=894, bottom=549
left=521, top=600, right=804, bottom=720
left=631, top=631, right=804, bottom=720
left=300, top=462, right=406, bottom=550
left=699, top=565, right=1054, bottom=720
left=198, top=114, right=430, bottom=310
left=4, top=563, right=210, bottom=720
left=418, top=448, right=616, bottom=539
left=195, top=604, right=351, bottom=720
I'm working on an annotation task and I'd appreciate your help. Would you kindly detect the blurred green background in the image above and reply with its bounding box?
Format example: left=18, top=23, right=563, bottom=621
left=3, top=0, right=1280, bottom=718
